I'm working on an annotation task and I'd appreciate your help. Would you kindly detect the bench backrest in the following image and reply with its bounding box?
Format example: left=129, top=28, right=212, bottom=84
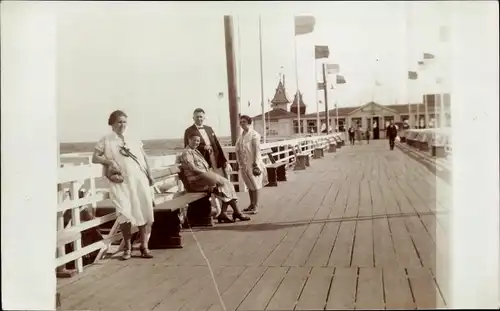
left=261, top=148, right=276, bottom=164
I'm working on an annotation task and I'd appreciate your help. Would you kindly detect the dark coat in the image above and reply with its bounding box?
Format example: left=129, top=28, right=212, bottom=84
left=386, top=125, right=398, bottom=139
left=183, top=124, right=227, bottom=169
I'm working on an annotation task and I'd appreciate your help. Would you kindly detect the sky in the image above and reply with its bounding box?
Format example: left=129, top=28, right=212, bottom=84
left=57, top=1, right=455, bottom=142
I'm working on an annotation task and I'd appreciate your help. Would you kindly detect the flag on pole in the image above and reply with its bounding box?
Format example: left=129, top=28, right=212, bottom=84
left=418, top=60, right=425, bottom=66
left=314, top=45, right=330, bottom=59
left=217, top=92, right=224, bottom=99
left=439, top=25, right=450, bottom=42
left=408, top=71, right=418, bottom=80
left=325, top=63, right=340, bottom=74
left=317, top=82, right=326, bottom=90
left=248, top=100, right=251, bottom=107
left=294, top=16, right=315, bottom=36
left=336, top=75, right=346, bottom=84
left=423, top=53, right=435, bottom=60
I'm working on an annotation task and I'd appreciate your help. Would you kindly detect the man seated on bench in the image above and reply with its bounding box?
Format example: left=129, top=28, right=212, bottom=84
left=180, top=134, right=250, bottom=223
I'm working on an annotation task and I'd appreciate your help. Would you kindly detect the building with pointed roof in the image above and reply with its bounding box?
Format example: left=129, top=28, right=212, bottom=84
left=290, top=91, right=306, bottom=115
left=270, top=75, right=292, bottom=111
left=253, top=78, right=451, bottom=138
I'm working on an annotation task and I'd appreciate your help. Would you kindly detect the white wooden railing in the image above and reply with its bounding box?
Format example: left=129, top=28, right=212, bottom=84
left=402, top=128, right=452, bottom=158
left=56, top=133, right=342, bottom=275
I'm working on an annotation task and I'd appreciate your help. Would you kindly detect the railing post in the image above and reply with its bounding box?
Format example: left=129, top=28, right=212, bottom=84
left=56, top=183, right=77, bottom=278
left=69, top=181, right=84, bottom=273
left=87, top=155, right=96, bottom=209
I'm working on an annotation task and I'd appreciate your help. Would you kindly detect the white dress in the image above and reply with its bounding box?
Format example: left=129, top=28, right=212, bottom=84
left=95, top=132, right=154, bottom=226
left=235, top=129, right=268, bottom=191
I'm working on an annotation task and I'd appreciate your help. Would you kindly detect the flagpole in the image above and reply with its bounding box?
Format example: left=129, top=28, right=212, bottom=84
left=314, top=55, right=320, bottom=135
left=424, top=92, right=429, bottom=128
left=335, top=87, right=339, bottom=132
left=293, top=29, right=301, bottom=137
left=267, top=99, right=271, bottom=138
left=322, top=63, right=329, bottom=134
left=258, top=15, right=266, bottom=143
left=405, top=2, right=414, bottom=129
left=438, top=34, right=446, bottom=129
left=332, top=77, right=338, bottom=132
left=237, top=15, right=242, bottom=113
left=223, top=16, right=240, bottom=145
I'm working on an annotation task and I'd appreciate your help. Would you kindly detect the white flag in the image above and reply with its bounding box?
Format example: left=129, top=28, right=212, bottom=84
left=325, top=63, right=340, bottom=75
left=294, top=16, right=315, bottom=36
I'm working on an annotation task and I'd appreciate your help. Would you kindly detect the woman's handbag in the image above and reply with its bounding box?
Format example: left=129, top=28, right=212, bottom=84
left=252, top=164, right=262, bottom=177
left=106, top=165, right=124, bottom=183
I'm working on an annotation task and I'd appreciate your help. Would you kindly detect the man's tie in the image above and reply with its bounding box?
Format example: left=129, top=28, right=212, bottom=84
left=197, top=126, right=204, bottom=129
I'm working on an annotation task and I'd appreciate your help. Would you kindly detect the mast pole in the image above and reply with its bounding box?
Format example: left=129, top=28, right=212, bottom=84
left=259, top=16, right=266, bottom=143
left=322, top=63, right=329, bottom=133
left=224, top=16, right=240, bottom=145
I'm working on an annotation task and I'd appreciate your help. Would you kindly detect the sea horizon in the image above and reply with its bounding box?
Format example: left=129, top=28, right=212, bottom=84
left=60, top=136, right=233, bottom=156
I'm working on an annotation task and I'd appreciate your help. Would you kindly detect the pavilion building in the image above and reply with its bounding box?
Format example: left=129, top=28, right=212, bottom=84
left=252, top=78, right=451, bottom=139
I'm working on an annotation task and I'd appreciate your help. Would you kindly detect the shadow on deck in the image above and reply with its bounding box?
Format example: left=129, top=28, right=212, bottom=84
left=58, top=140, right=452, bottom=311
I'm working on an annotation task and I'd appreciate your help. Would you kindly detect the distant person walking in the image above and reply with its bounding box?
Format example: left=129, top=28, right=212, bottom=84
left=365, top=128, right=371, bottom=144
left=386, top=120, right=398, bottom=150
left=235, top=115, right=268, bottom=214
left=92, top=110, right=155, bottom=260
left=348, top=126, right=355, bottom=145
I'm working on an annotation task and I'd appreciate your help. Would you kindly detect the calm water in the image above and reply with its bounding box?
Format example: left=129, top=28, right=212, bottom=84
left=60, top=137, right=232, bottom=156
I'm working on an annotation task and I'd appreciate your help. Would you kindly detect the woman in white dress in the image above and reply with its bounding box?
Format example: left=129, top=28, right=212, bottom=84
left=235, top=115, right=268, bottom=214
left=92, top=110, right=154, bottom=260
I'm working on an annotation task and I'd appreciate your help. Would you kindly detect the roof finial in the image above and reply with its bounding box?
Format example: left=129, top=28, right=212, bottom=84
left=279, top=66, right=284, bottom=87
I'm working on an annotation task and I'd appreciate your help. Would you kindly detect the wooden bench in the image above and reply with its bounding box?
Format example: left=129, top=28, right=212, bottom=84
left=94, top=166, right=212, bottom=250
left=431, top=144, right=446, bottom=157
left=328, top=139, right=337, bottom=153
left=313, top=145, right=324, bottom=159
left=294, top=150, right=310, bottom=171
left=334, top=136, right=343, bottom=148
left=150, top=190, right=208, bottom=249
left=430, top=134, right=447, bottom=158
left=417, top=133, right=431, bottom=152
left=262, top=148, right=287, bottom=187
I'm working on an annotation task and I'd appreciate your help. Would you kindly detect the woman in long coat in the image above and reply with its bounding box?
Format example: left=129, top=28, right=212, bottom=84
left=92, top=110, right=155, bottom=260
left=235, top=115, right=268, bottom=214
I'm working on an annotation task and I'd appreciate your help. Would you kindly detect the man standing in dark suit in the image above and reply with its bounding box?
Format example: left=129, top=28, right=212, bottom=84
left=386, top=120, right=398, bottom=150
left=183, top=108, right=229, bottom=176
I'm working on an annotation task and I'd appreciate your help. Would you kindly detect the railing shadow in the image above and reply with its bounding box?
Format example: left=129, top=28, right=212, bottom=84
left=191, top=210, right=448, bottom=233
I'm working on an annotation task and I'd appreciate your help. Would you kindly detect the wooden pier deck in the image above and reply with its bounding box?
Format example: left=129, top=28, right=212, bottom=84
left=57, top=140, right=451, bottom=311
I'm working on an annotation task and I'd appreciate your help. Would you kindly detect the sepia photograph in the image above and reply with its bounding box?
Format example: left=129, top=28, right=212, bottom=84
left=1, top=1, right=498, bottom=310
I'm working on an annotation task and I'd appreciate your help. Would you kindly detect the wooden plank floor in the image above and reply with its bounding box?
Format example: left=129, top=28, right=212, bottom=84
left=58, top=140, right=451, bottom=311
